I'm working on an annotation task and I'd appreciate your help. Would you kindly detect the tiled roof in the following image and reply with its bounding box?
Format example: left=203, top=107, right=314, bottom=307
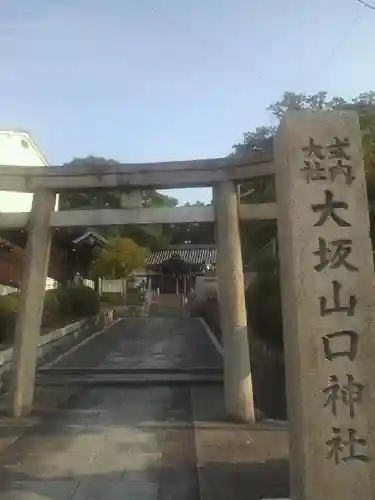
left=146, top=245, right=217, bottom=266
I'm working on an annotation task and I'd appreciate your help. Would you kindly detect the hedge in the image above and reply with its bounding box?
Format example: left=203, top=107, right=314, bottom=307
left=56, top=285, right=100, bottom=319
left=0, top=294, right=18, bottom=344
left=0, top=285, right=100, bottom=345
left=100, top=292, right=125, bottom=306
left=245, top=272, right=283, bottom=348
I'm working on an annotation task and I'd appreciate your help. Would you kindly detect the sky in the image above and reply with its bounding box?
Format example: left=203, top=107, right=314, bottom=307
left=0, top=0, right=374, bottom=205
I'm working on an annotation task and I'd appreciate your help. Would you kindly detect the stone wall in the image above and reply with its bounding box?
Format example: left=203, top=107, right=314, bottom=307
left=0, top=309, right=115, bottom=392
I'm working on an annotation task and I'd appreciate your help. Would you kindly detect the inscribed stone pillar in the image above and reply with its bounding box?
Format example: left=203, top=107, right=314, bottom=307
left=10, top=188, right=56, bottom=417
left=214, top=181, right=255, bottom=422
left=275, top=111, right=375, bottom=500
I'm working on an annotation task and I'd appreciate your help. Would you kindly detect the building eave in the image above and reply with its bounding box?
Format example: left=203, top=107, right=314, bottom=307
left=146, top=245, right=217, bottom=266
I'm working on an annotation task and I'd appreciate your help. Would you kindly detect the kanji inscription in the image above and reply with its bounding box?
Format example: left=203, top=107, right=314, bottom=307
left=327, top=137, right=355, bottom=185
left=300, top=136, right=355, bottom=185
left=312, top=190, right=351, bottom=227
left=326, top=428, right=369, bottom=465
left=319, top=281, right=357, bottom=317
left=301, top=134, right=370, bottom=466
left=314, top=238, right=358, bottom=272
left=276, top=113, right=375, bottom=497
left=322, top=330, right=359, bottom=362
left=323, top=374, right=364, bottom=418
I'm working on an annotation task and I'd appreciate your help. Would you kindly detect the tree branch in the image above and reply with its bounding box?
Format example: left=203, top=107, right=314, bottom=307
left=356, top=0, right=375, bottom=10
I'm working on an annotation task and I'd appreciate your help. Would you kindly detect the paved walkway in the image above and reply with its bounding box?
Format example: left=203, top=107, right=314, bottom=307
left=0, top=318, right=289, bottom=500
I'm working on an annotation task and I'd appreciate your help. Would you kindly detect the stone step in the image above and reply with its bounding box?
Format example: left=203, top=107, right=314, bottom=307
left=38, top=366, right=222, bottom=375
left=149, top=306, right=182, bottom=317
left=36, top=371, right=223, bottom=386
left=152, top=294, right=183, bottom=307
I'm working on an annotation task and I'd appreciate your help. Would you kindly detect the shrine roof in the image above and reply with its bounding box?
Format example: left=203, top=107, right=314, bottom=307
left=72, top=231, right=108, bottom=246
left=146, top=245, right=217, bottom=266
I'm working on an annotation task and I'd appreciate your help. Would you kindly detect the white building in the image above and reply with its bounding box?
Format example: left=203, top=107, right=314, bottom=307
left=0, top=129, right=49, bottom=213
left=0, top=130, right=57, bottom=294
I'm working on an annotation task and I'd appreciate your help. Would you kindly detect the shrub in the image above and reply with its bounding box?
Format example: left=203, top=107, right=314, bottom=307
left=0, top=293, right=19, bottom=344
left=42, top=288, right=65, bottom=329
left=43, top=287, right=100, bottom=329
left=100, top=292, right=124, bottom=306
left=0, top=285, right=100, bottom=345
left=60, top=285, right=100, bottom=319
left=126, top=288, right=143, bottom=306
left=245, top=272, right=283, bottom=348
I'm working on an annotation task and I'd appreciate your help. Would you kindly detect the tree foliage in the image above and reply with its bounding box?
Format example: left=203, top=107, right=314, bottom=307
left=58, top=157, right=178, bottom=211
left=143, top=191, right=178, bottom=208
left=242, top=91, right=375, bottom=347
left=59, top=186, right=178, bottom=211
left=234, top=90, right=375, bottom=185
left=235, top=90, right=375, bottom=253
left=183, top=201, right=208, bottom=206
left=90, top=237, right=148, bottom=279
left=57, top=157, right=180, bottom=252
left=166, top=222, right=214, bottom=245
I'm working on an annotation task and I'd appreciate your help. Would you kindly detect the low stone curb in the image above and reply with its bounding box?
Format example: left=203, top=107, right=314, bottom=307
left=0, top=309, right=115, bottom=393
left=0, top=319, right=86, bottom=369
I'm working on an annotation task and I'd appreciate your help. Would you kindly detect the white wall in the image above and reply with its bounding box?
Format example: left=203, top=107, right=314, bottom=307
left=195, top=272, right=257, bottom=301
left=0, top=130, right=59, bottom=290
left=101, top=279, right=124, bottom=294
left=0, top=284, right=18, bottom=296
left=195, top=276, right=217, bottom=300
left=83, top=279, right=95, bottom=289
left=0, top=130, right=50, bottom=213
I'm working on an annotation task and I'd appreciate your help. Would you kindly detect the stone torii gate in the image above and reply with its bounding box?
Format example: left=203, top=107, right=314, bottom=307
left=1, top=111, right=375, bottom=499
left=0, top=147, right=276, bottom=424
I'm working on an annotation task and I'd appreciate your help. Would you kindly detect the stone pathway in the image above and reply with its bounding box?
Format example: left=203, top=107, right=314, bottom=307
left=0, top=317, right=290, bottom=499
left=192, top=387, right=289, bottom=500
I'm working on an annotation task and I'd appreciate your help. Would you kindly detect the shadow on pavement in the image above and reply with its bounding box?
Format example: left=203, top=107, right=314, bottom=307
left=199, top=459, right=289, bottom=500
left=0, top=460, right=289, bottom=500
left=0, top=318, right=289, bottom=499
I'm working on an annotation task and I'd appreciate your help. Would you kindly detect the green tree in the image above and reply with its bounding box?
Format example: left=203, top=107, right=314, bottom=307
left=235, top=90, right=375, bottom=252
left=90, top=236, right=148, bottom=280
left=153, top=201, right=213, bottom=245
left=183, top=201, right=206, bottom=206
left=235, top=91, right=375, bottom=193
left=240, top=91, right=375, bottom=347
left=58, top=158, right=178, bottom=211
left=143, top=190, right=178, bottom=208
left=165, top=222, right=214, bottom=245
left=58, top=157, right=180, bottom=253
